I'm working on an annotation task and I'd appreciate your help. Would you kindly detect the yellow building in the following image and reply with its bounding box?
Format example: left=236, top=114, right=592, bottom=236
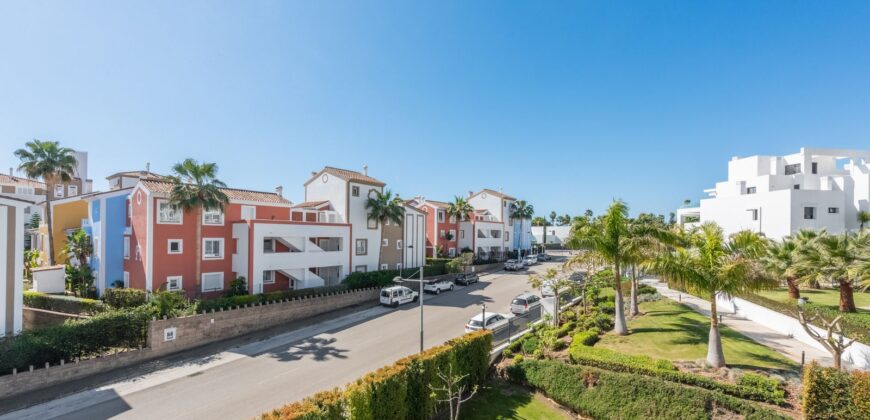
left=33, top=196, right=89, bottom=265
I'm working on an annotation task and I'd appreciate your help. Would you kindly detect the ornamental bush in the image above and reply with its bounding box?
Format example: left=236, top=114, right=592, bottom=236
left=571, top=329, right=600, bottom=347
left=23, top=291, right=105, bottom=315
left=802, top=362, right=868, bottom=418
left=102, top=288, right=147, bottom=309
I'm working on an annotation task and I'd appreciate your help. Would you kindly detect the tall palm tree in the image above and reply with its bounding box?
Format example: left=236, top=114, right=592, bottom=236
left=858, top=211, right=870, bottom=231
left=795, top=231, right=868, bottom=313
left=549, top=211, right=557, bottom=226
left=14, top=140, right=78, bottom=266
left=366, top=189, right=405, bottom=265
left=793, top=229, right=822, bottom=289
left=509, top=200, right=534, bottom=258
left=762, top=236, right=803, bottom=299
left=446, top=196, right=474, bottom=227
left=650, top=223, right=775, bottom=367
left=568, top=200, right=672, bottom=335
left=169, top=159, right=229, bottom=293
left=625, top=214, right=672, bottom=316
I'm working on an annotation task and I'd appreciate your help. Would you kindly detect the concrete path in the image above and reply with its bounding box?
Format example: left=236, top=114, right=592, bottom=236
left=643, top=279, right=835, bottom=368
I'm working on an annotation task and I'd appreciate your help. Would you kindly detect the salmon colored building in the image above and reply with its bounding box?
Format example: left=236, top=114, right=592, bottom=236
left=407, top=197, right=463, bottom=258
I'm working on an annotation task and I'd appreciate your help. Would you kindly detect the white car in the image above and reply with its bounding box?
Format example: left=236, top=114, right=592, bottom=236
left=510, top=293, right=542, bottom=315
left=423, top=278, right=454, bottom=294
left=540, top=282, right=555, bottom=297
left=464, top=312, right=509, bottom=333
left=523, top=255, right=538, bottom=265
left=380, top=286, right=418, bottom=307
left=504, top=259, right=525, bottom=271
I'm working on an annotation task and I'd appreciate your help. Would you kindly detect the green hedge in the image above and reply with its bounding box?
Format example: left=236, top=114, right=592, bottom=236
left=740, top=292, right=870, bottom=343
left=572, top=329, right=600, bottom=346
left=507, top=360, right=788, bottom=420
left=344, top=266, right=447, bottom=291
left=0, top=307, right=150, bottom=374
left=802, top=362, right=870, bottom=419
left=197, top=284, right=359, bottom=312
left=262, top=331, right=492, bottom=419
left=102, top=288, right=148, bottom=309
left=567, top=344, right=786, bottom=405
left=23, top=291, right=106, bottom=315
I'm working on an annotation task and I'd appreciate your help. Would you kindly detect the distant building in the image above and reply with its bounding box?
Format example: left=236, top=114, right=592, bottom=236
left=531, top=225, right=572, bottom=246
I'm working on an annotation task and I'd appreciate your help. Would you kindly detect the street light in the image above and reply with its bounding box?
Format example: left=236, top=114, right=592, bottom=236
left=394, top=244, right=425, bottom=352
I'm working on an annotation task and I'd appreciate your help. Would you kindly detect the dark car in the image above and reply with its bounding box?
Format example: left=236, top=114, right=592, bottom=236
left=537, top=253, right=552, bottom=261
left=454, top=272, right=479, bottom=286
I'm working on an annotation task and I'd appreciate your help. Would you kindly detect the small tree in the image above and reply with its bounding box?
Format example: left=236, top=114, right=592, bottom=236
left=795, top=306, right=856, bottom=370
left=429, top=365, right=478, bottom=420
left=529, top=268, right=576, bottom=326
left=23, top=249, right=40, bottom=282
left=63, top=228, right=94, bottom=296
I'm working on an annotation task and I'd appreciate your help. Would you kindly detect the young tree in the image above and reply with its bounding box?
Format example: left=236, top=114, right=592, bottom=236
left=762, top=236, right=803, bottom=299
left=795, top=306, right=856, bottom=370
left=858, top=211, right=870, bottom=231
left=168, top=159, right=229, bottom=294
left=14, top=140, right=78, bottom=265
left=63, top=228, right=94, bottom=296
left=528, top=267, right=576, bottom=326
left=429, top=365, right=478, bottom=420
left=23, top=249, right=41, bottom=281
left=650, top=223, right=775, bottom=367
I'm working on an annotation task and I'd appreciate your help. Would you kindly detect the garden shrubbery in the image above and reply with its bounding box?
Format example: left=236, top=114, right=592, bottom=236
left=740, top=292, right=870, bottom=343
left=23, top=291, right=105, bottom=315
left=102, top=288, right=147, bottom=309
left=197, top=284, right=356, bottom=312
left=572, top=329, right=600, bottom=347
left=802, top=361, right=870, bottom=418
left=262, top=331, right=492, bottom=420
left=506, top=359, right=787, bottom=419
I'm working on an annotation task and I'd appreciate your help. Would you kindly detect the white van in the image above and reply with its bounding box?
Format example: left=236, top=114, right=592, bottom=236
left=380, top=286, right=419, bottom=307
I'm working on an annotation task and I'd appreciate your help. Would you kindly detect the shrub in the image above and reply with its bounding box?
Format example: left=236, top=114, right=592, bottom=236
left=150, top=291, right=195, bottom=318
left=262, top=388, right=344, bottom=420
left=572, top=330, right=600, bottom=347
left=502, top=349, right=513, bottom=358
left=737, top=373, right=785, bottom=405
left=23, top=291, right=105, bottom=315
left=521, top=336, right=540, bottom=355
left=598, top=300, right=616, bottom=315
left=637, top=284, right=658, bottom=295
left=102, top=288, right=147, bottom=309
left=224, top=276, right=248, bottom=297
left=507, top=360, right=787, bottom=419
left=513, top=354, right=524, bottom=363
left=802, top=362, right=863, bottom=418
left=197, top=284, right=353, bottom=312
left=552, top=340, right=568, bottom=351
left=555, top=321, right=575, bottom=338
left=576, top=311, right=614, bottom=332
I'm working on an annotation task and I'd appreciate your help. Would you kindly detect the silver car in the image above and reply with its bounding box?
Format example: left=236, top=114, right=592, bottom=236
left=510, top=293, right=542, bottom=315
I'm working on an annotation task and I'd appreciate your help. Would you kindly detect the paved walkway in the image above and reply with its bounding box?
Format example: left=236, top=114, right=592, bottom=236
left=643, top=278, right=835, bottom=368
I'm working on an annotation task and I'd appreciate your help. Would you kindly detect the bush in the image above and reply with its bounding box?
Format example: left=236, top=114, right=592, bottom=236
left=555, top=321, right=575, bottom=338
left=343, top=266, right=446, bottom=290
left=552, top=340, right=568, bottom=351
left=150, top=291, right=195, bottom=318
left=197, top=284, right=353, bottom=312
left=262, top=389, right=344, bottom=420
left=23, top=291, right=105, bottom=315
left=598, top=300, right=616, bottom=315
left=737, top=372, right=785, bottom=405
left=637, top=284, right=658, bottom=295
left=502, top=349, right=513, bottom=358
left=521, top=336, right=540, bottom=355
left=0, top=307, right=150, bottom=374
left=507, top=360, right=788, bottom=419
left=102, top=288, right=147, bottom=309
left=802, top=361, right=865, bottom=418
left=576, top=311, right=613, bottom=332
left=567, top=344, right=786, bottom=405
left=572, top=330, right=600, bottom=347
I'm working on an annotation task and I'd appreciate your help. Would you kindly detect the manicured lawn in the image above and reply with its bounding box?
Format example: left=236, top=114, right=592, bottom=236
left=597, top=299, right=798, bottom=371
left=757, top=287, right=870, bottom=311
left=461, top=383, right=571, bottom=420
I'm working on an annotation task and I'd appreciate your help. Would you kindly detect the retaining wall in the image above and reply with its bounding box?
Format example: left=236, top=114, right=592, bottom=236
left=22, top=307, right=88, bottom=330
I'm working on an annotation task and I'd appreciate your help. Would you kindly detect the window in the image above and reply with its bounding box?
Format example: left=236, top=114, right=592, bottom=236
left=166, top=276, right=182, bottom=291
left=396, top=239, right=403, bottom=250
left=264, top=239, right=275, bottom=253
left=135, top=245, right=141, bottom=261
left=367, top=218, right=378, bottom=229
left=449, top=229, right=456, bottom=240
left=54, top=184, right=64, bottom=198
left=355, top=239, right=368, bottom=255
left=123, top=271, right=130, bottom=288
left=440, top=229, right=445, bottom=238
left=746, top=187, right=757, bottom=194
left=241, top=205, right=256, bottom=220
left=168, top=239, right=183, bottom=254
left=812, top=162, right=818, bottom=174
left=794, top=184, right=800, bottom=190
left=203, top=238, right=224, bottom=259
left=749, top=209, right=759, bottom=221
left=437, top=211, right=445, bottom=222
left=127, top=199, right=132, bottom=219
left=459, top=230, right=465, bottom=239
left=68, top=185, right=78, bottom=196
left=15, top=186, right=34, bottom=195
left=505, top=232, right=510, bottom=241
left=352, top=186, right=360, bottom=197
left=203, top=208, right=224, bottom=225
left=449, top=215, right=456, bottom=223
left=263, top=270, right=274, bottom=284
left=123, top=237, right=130, bottom=259
left=158, top=200, right=182, bottom=224
left=785, top=163, right=801, bottom=175
left=804, top=207, right=816, bottom=220
left=355, top=265, right=367, bottom=273
left=828, top=207, right=839, bottom=214
left=396, top=263, right=402, bottom=270
left=448, top=248, right=456, bottom=257
left=382, top=238, right=389, bottom=247
left=202, top=272, right=224, bottom=292
left=380, top=264, right=388, bottom=270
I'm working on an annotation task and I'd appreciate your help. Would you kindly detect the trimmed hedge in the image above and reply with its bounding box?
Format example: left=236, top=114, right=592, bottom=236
left=507, top=360, right=787, bottom=420
left=0, top=307, right=150, bottom=374
left=572, top=330, right=600, bottom=347
left=344, top=266, right=447, bottom=290
left=196, top=284, right=359, bottom=312
left=103, top=288, right=147, bottom=309
left=567, top=344, right=786, bottom=405
left=262, top=331, right=492, bottom=419
left=23, top=291, right=106, bottom=315
left=802, top=361, right=869, bottom=418
left=740, top=292, right=870, bottom=343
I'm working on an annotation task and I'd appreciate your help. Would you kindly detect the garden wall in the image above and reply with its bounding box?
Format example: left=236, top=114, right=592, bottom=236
left=22, top=307, right=88, bottom=330
left=716, top=294, right=870, bottom=370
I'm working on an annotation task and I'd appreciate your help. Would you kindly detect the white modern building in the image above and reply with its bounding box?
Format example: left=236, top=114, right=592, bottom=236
left=679, top=148, right=870, bottom=238
left=531, top=225, right=572, bottom=246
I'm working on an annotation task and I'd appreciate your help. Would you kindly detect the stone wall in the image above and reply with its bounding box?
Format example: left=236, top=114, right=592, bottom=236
left=23, top=307, right=88, bottom=330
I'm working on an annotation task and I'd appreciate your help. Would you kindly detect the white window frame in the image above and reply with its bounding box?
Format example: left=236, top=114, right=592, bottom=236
left=448, top=247, right=456, bottom=257
left=68, top=185, right=78, bottom=196
left=201, top=272, right=224, bottom=292
left=355, top=239, right=368, bottom=255
left=355, top=265, right=367, bottom=273
left=157, top=199, right=182, bottom=224
left=262, top=270, right=275, bottom=284
left=15, top=186, right=34, bottom=195
left=437, top=211, right=445, bottom=222
left=449, top=215, right=456, bottom=223
left=123, top=271, right=130, bottom=288
left=380, top=264, right=388, bottom=270
left=449, top=229, right=456, bottom=240
left=367, top=218, right=378, bottom=229
left=123, top=237, right=130, bottom=259
left=382, top=238, right=389, bottom=247
left=440, top=229, right=445, bottom=238
left=166, top=276, right=182, bottom=291
left=241, top=205, right=256, bottom=220
left=264, top=238, right=275, bottom=253
left=396, top=239, right=403, bottom=250
left=54, top=184, right=65, bottom=198
left=168, top=239, right=183, bottom=255
left=203, top=238, right=225, bottom=260
left=202, top=208, right=224, bottom=225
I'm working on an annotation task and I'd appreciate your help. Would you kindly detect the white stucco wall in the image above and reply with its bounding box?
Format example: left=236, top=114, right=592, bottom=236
left=0, top=202, right=26, bottom=336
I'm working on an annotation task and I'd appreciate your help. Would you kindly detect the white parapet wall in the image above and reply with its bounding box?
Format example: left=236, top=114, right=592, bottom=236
left=716, top=294, right=870, bottom=370
left=31, top=266, right=66, bottom=294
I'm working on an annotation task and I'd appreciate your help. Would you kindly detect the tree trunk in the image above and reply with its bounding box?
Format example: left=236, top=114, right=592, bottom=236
left=833, top=348, right=842, bottom=370
left=707, top=293, right=726, bottom=368
left=786, top=277, right=800, bottom=299
left=629, top=264, right=640, bottom=317
left=44, top=188, right=56, bottom=266
left=839, top=280, right=856, bottom=313
left=195, top=207, right=202, bottom=295
left=613, top=261, right=628, bottom=335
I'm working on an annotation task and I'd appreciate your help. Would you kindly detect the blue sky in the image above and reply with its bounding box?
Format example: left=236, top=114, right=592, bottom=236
left=2, top=1, right=870, bottom=218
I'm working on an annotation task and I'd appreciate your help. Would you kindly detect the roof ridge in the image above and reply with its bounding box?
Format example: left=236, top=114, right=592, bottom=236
left=142, top=177, right=282, bottom=197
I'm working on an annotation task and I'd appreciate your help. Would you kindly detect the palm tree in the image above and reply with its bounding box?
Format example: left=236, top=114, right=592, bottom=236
left=509, top=200, right=534, bottom=258
left=366, top=189, right=406, bottom=265
left=584, top=209, right=593, bottom=219
left=549, top=211, right=557, bottom=226
left=568, top=200, right=672, bottom=335
left=762, top=237, right=803, bottom=299
left=858, top=211, right=870, bottom=231
left=63, top=228, right=95, bottom=296
left=625, top=214, right=671, bottom=316
left=14, top=140, right=78, bottom=266
left=650, top=223, right=775, bottom=367
left=446, top=196, right=474, bottom=227
left=168, top=159, right=229, bottom=293
left=795, top=231, right=868, bottom=313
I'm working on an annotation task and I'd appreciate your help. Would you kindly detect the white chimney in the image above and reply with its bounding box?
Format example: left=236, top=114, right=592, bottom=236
left=8, top=167, right=12, bottom=176
left=146, top=162, right=151, bottom=173
left=468, top=190, right=473, bottom=198
left=275, top=186, right=283, bottom=197
left=363, top=165, right=368, bottom=176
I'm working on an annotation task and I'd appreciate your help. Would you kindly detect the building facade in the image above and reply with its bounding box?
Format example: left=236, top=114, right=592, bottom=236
left=378, top=204, right=426, bottom=270
left=679, top=148, right=870, bottom=238
left=409, top=198, right=461, bottom=258
left=0, top=195, right=30, bottom=337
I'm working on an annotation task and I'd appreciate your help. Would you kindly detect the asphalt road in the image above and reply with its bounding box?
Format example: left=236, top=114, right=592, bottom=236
left=4, top=262, right=559, bottom=420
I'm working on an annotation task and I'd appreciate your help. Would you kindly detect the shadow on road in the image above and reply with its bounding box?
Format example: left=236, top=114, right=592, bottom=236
left=266, top=337, right=350, bottom=363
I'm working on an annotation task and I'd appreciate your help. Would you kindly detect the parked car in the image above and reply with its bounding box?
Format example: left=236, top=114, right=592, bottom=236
left=540, top=281, right=555, bottom=297
left=464, top=312, right=509, bottom=333
left=504, top=259, right=524, bottom=271
left=510, top=292, right=542, bottom=315
left=423, top=278, right=454, bottom=294
left=523, top=255, right=538, bottom=266
left=537, top=253, right=552, bottom=262
left=379, top=286, right=418, bottom=307
left=454, top=272, right=479, bottom=286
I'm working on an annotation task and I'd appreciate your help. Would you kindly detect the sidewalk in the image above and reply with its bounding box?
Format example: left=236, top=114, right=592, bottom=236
left=643, top=279, right=835, bottom=368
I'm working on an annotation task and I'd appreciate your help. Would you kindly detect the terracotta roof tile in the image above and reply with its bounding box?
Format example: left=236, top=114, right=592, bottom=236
left=0, top=174, right=45, bottom=188
left=293, top=200, right=330, bottom=209
left=309, top=166, right=386, bottom=187
left=471, top=188, right=517, bottom=201
left=140, top=178, right=290, bottom=205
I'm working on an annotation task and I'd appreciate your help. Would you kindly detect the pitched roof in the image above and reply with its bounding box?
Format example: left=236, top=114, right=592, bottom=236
left=0, top=173, right=45, bottom=188
left=470, top=188, right=517, bottom=201
left=139, top=178, right=291, bottom=205
left=425, top=200, right=450, bottom=209
left=0, top=194, right=35, bottom=205
left=293, top=200, right=330, bottom=209
left=307, top=166, right=386, bottom=187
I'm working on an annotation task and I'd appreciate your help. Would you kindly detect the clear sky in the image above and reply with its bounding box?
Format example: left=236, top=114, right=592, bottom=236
left=2, top=1, right=869, bottom=218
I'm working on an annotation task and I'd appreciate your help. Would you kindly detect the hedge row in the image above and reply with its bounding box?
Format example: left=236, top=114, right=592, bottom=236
left=22, top=291, right=106, bottom=315
left=567, top=343, right=785, bottom=405
left=343, top=266, right=447, bottom=290
left=740, top=292, right=870, bottom=343
left=262, top=331, right=492, bottom=419
left=506, top=360, right=788, bottom=420
left=0, top=307, right=150, bottom=374
left=102, top=288, right=148, bottom=309
left=196, top=284, right=358, bottom=313
left=803, top=361, right=870, bottom=418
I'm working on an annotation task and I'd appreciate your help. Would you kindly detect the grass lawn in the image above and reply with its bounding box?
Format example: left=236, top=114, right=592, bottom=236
left=597, top=299, right=798, bottom=371
left=757, top=287, right=870, bottom=311
left=461, top=383, right=571, bottom=420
